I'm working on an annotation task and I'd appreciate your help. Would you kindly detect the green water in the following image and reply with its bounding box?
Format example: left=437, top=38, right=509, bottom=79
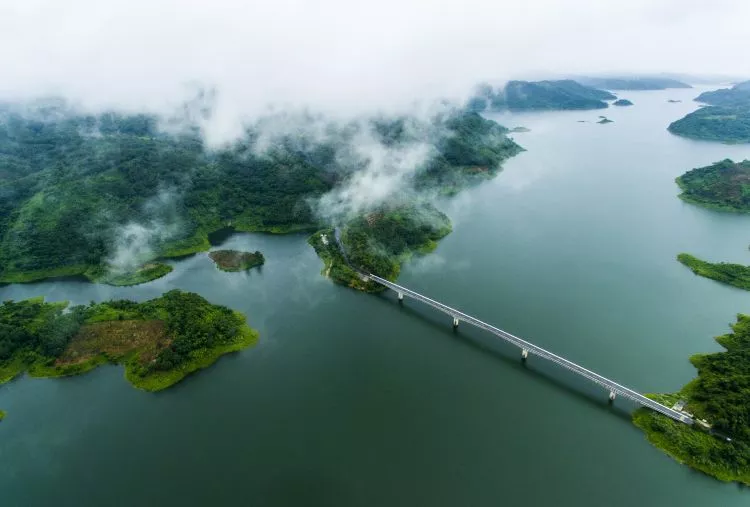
left=2, top=87, right=750, bottom=506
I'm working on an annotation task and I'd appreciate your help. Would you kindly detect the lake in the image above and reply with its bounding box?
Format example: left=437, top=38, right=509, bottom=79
left=2, top=87, right=750, bottom=506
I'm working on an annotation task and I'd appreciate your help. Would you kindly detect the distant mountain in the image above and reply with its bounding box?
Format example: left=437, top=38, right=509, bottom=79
left=577, top=77, right=691, bottom=90
left=695, top=81, right=750, bottom=107
left=467, top=80, right=615, bottom=112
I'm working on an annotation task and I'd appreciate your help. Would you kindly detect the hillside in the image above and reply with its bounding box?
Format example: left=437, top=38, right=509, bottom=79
left=577, top=77, right=691, bottom=90
left=467, top=80, right=615, bottom=112
left=695, top=81, right=750, bottom=107
left=0, top=102, right=521, bottom=286
left=675, top=159, right=750, bottom=212
left=668, top=106, right=750, bottom=143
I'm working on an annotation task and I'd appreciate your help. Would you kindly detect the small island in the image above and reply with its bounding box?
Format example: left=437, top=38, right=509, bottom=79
left=612, top=99, right=634, bottom=106
left=597, top=117, right=614, bottom=124
left=0, top=290, right=258, bottom=393
left=510, top=126, right=531, bottom=133
left=633, top=314, right=750, bottom=485
left=208, top=250, right=264, bottom=272
left=668, top=106, right=750, bottom=143
left=667, top=99, right=682, bottom=103
left=676, top=159, right=750, bottom=212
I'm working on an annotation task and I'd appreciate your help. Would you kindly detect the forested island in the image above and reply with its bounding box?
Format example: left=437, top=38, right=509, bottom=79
left=612, top=99, right=633, bottom=106
left=576, top=76, right=691, bottom=90
left=0, top=290, right=258, bottom=392
left=669, top=82, right=750, bottom=143
left=209, top=250, right=264, bottom=272
left=0, top=100, right=519, bottom=289
left=676, top=159, right=750, bottom=212
left=467, top=80, right=615, bottom=112
left=633, top=314, right=750, bottom=485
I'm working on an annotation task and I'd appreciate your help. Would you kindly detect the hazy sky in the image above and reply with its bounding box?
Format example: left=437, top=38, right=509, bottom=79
left=1, top=0, right=748, bottom=131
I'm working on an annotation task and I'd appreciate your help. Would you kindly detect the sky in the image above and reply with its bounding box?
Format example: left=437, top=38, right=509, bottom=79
left=1, top=0, right=749, bottom=140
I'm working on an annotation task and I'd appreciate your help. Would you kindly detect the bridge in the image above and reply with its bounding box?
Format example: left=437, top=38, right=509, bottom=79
left=360, top=271, right=694, bottom=425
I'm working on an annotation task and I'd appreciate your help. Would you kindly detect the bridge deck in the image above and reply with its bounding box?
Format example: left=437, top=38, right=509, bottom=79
left=366, top=273, right=693, bottom=425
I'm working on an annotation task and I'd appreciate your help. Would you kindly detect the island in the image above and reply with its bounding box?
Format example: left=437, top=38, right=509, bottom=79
left=510, top=126, right=531, bottom=133
left=612, top=99, right=633, bottom=106
left=0, top=290, right=258, bottom=392
left=677, top=253, right=750, bottom=291
left=576, top=76, right=691, bottom=90
left=597, top=117, right=614, bottom=124
left=633, top=314, right=750, bottom=485
left=668, top=99, right=682, bottom=103
left=675, top=159, right=750, bottom=212
left=467, top=80, right=615, bottom=112
left=209, top=250, right=264, bottom=272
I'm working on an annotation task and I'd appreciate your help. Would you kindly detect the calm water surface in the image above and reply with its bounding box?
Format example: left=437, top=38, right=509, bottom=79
left=2, top=88, right=750, bottom=506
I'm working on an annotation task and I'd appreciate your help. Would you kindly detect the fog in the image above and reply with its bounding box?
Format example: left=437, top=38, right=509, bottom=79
left=2, top=0, right=749, bottom=143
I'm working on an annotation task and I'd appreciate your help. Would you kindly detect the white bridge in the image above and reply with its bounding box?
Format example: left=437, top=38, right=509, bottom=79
left=362, top=272, right=693, bottom=425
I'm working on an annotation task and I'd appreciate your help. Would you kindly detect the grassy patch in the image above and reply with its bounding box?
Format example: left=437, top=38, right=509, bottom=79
left=677, top=253, right=750, bottom=291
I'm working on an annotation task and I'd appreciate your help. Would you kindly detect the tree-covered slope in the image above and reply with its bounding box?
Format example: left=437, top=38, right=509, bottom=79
left=634, top=314, right=750, bottom=485
left=668, top=106, right=750, bottom=143
left=578, top=77, right=691, bottom=90
left=0, top=102, right=519, bottom=285
left=695, top=81, right=750, bottom=107
left=676, top=159, right=750, bottom=211
left=467, top=80, right=615, bottom=112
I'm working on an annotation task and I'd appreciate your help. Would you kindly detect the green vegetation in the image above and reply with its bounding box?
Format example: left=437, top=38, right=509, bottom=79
left=612, top=99, right=633, bottom=106
left=467, top=80, right=615, bottom=112
left=0, top=409, right=4, bottom=421
left=634, top=314, right=750, bottom=485
left=0, top=102, right=520, bottom=287
left=577, top=77, right=691, bottom=90
left=0, top=290, right=258, bottom=392
left=677, top=253, right=750, bottom=291
left=676, top=159, right=750, bottom=212
left=668, top=106, right=750, bottom=143
left=92, top=263, right=173, bottom=286
left=208, top=250, right=264, bottom=272
left=695, top=81, right=750, bottom=107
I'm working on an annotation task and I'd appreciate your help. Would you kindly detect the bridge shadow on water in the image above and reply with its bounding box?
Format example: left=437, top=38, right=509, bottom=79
left=370, top=291, right=637, bottom=427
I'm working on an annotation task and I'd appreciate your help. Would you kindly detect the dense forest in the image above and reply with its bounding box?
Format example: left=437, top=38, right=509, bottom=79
left=0, top=100, right=519, bottom=286
left=576, top=77, right=691, bottom=90
left=677, top=253, right=750, bottom=291
left=695, top=81, right=750, bottom=107
left=668, top=106, right=750, bottom=143
left=0, top=290, right=257, bottom=391
left=676, top=159, right=750, bottom=211
left=466, top=80, right=615, bottom=112
left=634, top=313, right=750, bottom=484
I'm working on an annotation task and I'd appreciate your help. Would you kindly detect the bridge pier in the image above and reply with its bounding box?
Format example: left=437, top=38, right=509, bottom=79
left=452, top=317, right=459, bottom=329
left=521, top=349, right=529, bottom=361
left=609, top=391, right=616, bottom=402
left=397, top=292, right=404, bottom=302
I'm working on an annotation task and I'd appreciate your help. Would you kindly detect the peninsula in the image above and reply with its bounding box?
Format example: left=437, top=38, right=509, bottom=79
left=676, top=159, right=750, bottom=212
left=467, top=80, right=615, bottom=112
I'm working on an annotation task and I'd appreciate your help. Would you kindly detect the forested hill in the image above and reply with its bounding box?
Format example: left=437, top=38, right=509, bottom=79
left=467, top=80, right=615, bottom=112
left=668, top=83, right=750, bottom=143
left=576, top=77, right=691, bottom=90
left=0, top=102, right=521, bottom=284
left=695, top=81, right=750, bottom=107
left=676, top=159, right=750, bottom=211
